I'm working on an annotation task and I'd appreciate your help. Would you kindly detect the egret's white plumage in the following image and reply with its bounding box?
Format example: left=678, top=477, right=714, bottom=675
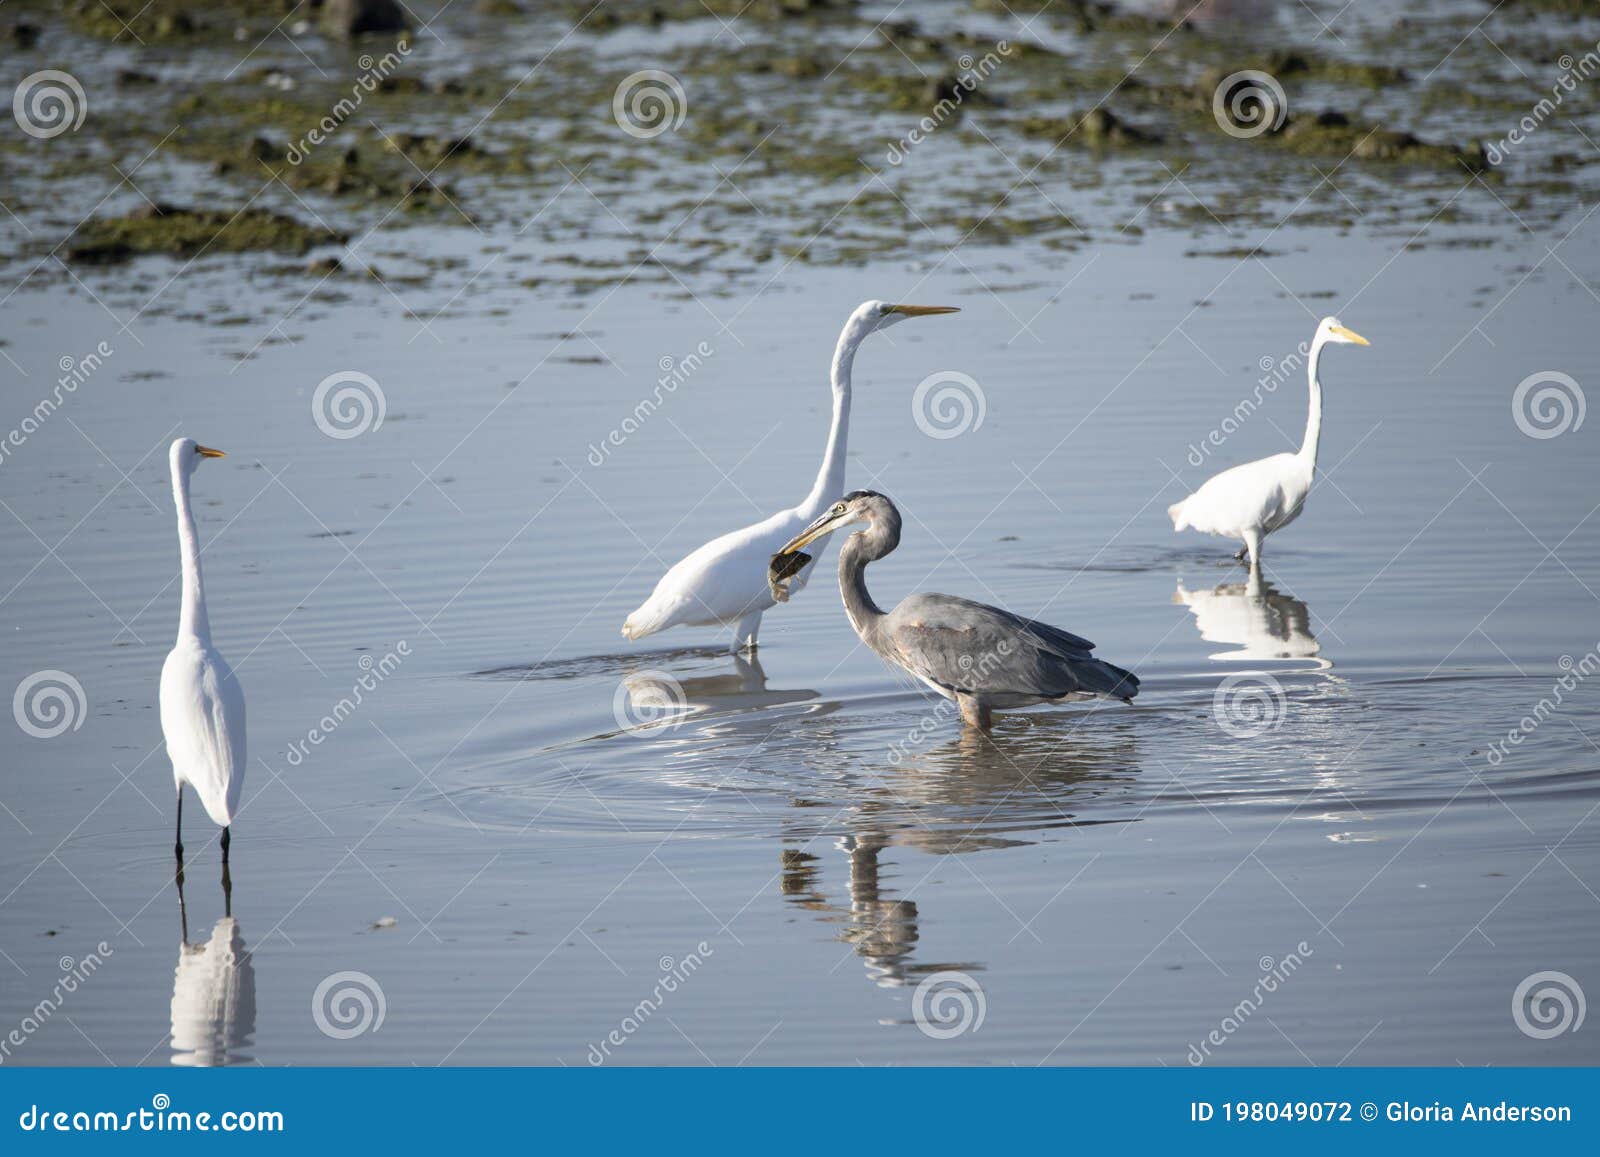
left=1168, top=316, right=1369, bottom=567
left=160, top=438, right=245, bottom=857
left=622, top=301, right=957, bottom=652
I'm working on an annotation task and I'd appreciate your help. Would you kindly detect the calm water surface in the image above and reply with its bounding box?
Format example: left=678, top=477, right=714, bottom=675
left=2, top=1, right=1599, bottom=1067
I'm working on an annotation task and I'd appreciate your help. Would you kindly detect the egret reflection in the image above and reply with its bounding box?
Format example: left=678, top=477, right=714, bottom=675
left=621, top=654, right=817, bottom=728
left=1174, top=574, right=1327, bottom=666
left=170, top=870, right=255, bottom=1067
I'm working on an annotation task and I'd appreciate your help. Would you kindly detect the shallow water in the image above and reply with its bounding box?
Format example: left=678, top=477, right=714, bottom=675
left=3, top=1, right=1600, bottom=1067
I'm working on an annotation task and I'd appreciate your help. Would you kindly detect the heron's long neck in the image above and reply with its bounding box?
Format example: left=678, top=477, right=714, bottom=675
left=172, top=464, right=210, bottom=641
left=1298, top=334, right=1327, bottom=468
left=802, top=322, right=862, bottom=513
left=837, top=517, right=899, bottom=647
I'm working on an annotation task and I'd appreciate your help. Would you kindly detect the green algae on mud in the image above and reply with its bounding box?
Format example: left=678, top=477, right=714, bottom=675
left=65, top=204, right=347, bottom=265
left=1, top=0, right=1594, bottom=307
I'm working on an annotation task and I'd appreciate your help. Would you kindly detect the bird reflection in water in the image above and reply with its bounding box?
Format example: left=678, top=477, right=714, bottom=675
left=780, top=726, right=1138, bottom=988
left=621, top=654, right=818, bottom=728
left=170, top=864, right=255, bottom=1066
left=1174, top=573, right=1328, bottom=666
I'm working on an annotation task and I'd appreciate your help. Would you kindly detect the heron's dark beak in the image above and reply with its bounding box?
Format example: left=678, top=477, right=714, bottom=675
left=887, top=304, right=960, bottom=317
left=196, top=446, right=226, bottom=458
left=779, top=509, right=847, bottom=555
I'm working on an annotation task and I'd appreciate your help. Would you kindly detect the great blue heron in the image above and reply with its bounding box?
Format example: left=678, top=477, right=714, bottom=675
left=161, top=439, right=246, bottom=865
left=1168, top=316, right=1369, bottom=568
left=772, top=491, right=1139, bottom=731
left=622, top=301, right=958, bottom=653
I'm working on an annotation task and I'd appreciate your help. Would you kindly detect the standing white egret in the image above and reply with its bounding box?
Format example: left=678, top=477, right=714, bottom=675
left=160, top=438, right=245, bottom=863
left=622, top=301, right=958, bottom=653
left=1168, top=316, right=1369, bottom=568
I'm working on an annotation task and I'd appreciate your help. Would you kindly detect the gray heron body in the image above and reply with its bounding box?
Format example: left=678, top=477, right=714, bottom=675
left=774, top=491, right=1139, bottom=731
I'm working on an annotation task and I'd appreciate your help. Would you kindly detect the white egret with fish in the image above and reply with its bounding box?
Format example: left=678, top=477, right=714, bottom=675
left=622, top=301, right=959, bottom=653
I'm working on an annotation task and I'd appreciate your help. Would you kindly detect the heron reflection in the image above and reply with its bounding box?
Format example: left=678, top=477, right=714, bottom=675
left=1173, top=574, right=1327, bottom=666
left=170, top=867, right=255, bottom=1067
left=780, top=725, right=1138, bottom=989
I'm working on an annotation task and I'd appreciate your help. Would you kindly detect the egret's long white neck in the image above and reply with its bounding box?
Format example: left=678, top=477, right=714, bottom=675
left=802, top=312, right=871, bottom=513
left=171, top=460, right=210, bottom=641
left=1298, top=331, right=1328, bottom=468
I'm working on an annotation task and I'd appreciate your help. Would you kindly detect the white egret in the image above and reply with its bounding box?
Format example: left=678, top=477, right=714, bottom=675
left=160, top=438, right=246, bottom=863
left=1168, top=316, right=1369, bottom=568
left=622, top=301, right=958, bottom=653
left=773, top=491, right=1139, bottom=731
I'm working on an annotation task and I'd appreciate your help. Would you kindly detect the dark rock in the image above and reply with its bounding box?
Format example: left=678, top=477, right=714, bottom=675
left=321, top=0, right=408, bottom=39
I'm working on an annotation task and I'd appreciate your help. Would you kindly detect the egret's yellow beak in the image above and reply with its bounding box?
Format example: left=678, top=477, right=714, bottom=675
left=1330, top=325, right=1370, bottom=346
left=196, top=446, right=226, bottom=458
left=887, top=304, right=960, bottom=317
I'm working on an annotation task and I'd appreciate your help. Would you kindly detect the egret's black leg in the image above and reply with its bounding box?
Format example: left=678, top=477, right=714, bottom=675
left=221, top=855, right=232, bottom=917
left=220, top=825, right=230, bottom=865
left=175, top=863, right=189, bottom=943
left=174, top=787, right=184, bottom=861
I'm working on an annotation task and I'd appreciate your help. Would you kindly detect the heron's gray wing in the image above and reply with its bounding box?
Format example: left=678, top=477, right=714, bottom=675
left=884, top=593, right=1137, bottom=701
